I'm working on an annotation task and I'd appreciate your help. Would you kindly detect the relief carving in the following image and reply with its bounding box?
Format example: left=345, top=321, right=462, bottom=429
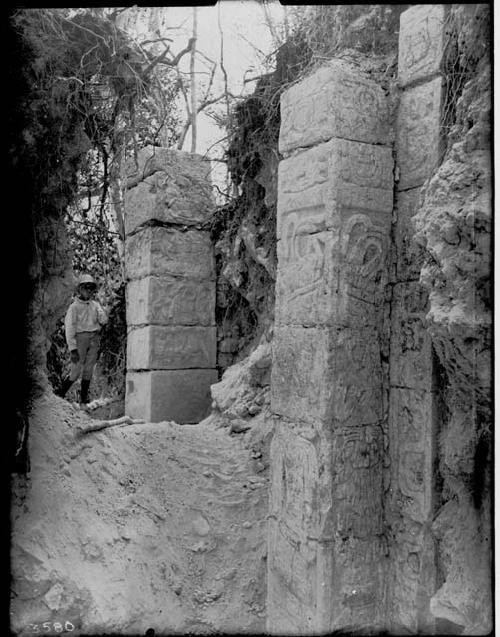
left=340, top=213, right=389, bottom=306
left=398, top=5, right=446, bottom=86
left=397, top=77, right=442, bottom=190
left=279, top=61, right=390, bottom=153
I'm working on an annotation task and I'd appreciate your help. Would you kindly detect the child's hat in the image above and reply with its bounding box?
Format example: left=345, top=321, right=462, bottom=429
left=78, top=274, right=96, bottom=287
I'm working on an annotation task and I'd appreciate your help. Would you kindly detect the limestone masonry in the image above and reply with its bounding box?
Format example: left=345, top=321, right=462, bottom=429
left=266, top=5, right=468, bottom=634
left=119, top=4, right=490, bottom=631
left=124, top=147, right=216, bottom=423
left=270, top=55, right=393, bottom=633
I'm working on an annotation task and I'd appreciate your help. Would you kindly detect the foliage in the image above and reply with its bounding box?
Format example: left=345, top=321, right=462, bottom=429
left=47, top=202, right=125, bottom=398
left=10, top=8, right=182, bottom=409
left=288, top=5, right=406, bottom=62
left=441, top=4, right=491, bottom=151
left=213, top=5, right=406, bottom=358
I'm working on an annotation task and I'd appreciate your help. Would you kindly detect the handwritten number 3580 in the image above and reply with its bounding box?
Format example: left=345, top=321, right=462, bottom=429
left=29, top=621, right=75, bottom=633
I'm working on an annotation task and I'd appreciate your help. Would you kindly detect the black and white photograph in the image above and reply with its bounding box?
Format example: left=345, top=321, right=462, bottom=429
left=6, top=3, right=493, bottom=635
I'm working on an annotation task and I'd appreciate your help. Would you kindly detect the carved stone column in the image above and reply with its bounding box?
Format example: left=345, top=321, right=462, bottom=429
left=387, top=5, right=447, bottom=632
left=124, top=147, right=217, bottom=423
left=268, top=60, right=393, bottom=633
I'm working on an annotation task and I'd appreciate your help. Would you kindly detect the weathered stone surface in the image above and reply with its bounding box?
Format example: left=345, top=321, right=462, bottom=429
left=275, top=138, right=392, bottom=328
left=267, top=420, right=385, bottom=632
left=398, top=5, right=446, bottom=87
left=127, top=326, right=216, bottom=370
left=331, top=424, right=384, bottom=537
left=267, top=423, right=331, bottom=633
left=267, top=522, right=318, bottom=634
left=127, top=276, right=215, bottom=327
left=125, top=369, right=218, bottom=423
left=397, top=77, right=443, bottom=190
left=328, top=536, right=385, bottom=631
left=271, top=326, right=384, bottom=426
left=125, top=227, right=214, bottom=280
left=409, top=68, right=493, bottom=632
left=388, top=520, right=437, bottom=632
left=277, top=139, right=393, bottom=235
left=123, top=147, right=213, bottom=234
left=394, top=188, right=427, bottom=281
left=390, top=282, right=433, bottom=391
left=389, top=387, right=435, bottom=523
left=275, top=212, right=391, bottom=327
left=279, top=60, right=391, bottom=153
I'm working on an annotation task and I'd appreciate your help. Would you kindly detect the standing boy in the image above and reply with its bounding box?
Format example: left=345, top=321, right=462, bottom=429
left=57, top=274, right=107, bottom=405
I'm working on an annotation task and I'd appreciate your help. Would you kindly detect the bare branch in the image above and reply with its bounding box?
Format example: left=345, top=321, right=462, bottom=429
left=190, top=7, right=198, bottom=153
left=143, top=37, right=195, bottom=76
left=244, top=71, right=274, bottom=84
left=140, top=36, right=173, bottom=47
left=201, top=60, right=217, bottom=105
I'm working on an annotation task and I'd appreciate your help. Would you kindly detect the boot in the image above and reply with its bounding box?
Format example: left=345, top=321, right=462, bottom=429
left=80, top=379, right=91, bottom=405
left=57, top=376, right=74, bottom=398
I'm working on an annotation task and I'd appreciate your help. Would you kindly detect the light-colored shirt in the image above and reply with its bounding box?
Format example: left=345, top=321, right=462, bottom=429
left=64, top=297, right=107, bottom=350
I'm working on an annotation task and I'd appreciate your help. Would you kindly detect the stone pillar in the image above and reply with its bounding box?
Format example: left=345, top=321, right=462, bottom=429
left=124, top=147, right=217, bottom=423
left=387, top=5, right=447, bottom=632
left=268, top=60, right=393, bottom=634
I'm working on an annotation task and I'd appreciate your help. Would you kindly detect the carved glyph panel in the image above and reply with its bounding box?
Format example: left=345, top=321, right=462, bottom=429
left=397, top=77, right=443, bottom=190
left=127, top=325, right=216, bottom=370
left=268, top=426, right=323, bottom=631
left=125, top=227, right=214, bottom=280
left=272, top=327, right=384, bottom=426
left=398, top=4, right=446, bottom=87
left=275, top=207, right=391, bottom=327
left=330, top=425, right=384, bottom=539
left=389, top=388, right=435, bottom=523
left=390, top=282, right=432, bottom=391
left=127, top=276, right=215, bottom=327
left=277, top=140, right=393, bottom=234
left=279, top=59, right=390, bottom=153
left=124, top=146, right=213, bottom=234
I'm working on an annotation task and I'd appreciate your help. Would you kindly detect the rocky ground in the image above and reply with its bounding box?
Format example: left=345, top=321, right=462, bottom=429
left=10, top=345, right=273, bottom=636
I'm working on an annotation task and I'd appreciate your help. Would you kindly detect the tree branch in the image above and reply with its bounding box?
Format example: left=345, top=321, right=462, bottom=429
left=143, top=37, right=195, bottom=76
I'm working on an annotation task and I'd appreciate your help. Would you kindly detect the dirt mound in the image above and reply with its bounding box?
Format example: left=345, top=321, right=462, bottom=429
left=11, top=385, right=270, bottom=635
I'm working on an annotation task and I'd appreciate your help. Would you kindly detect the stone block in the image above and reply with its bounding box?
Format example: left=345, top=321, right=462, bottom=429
left=330, top=424, right=384, bottom=538
left=271, top=326, right=384, bottom=426
left=390, top=282, right=433, bottom=392
left=397, top=77, right=443, bottom=190
left=398, top=5, right=446, bottom=87
left=126, top=276, right=215, bottom=327
left=389, top=387, right=436, bottom=523
left=123, top=147, right=213, bottom=234
left=267, top=520, right=318, bottom=634
left=269, top=424, right=321, bottom=541
left=277, top=140, right=393, bottom=235
left=387, top=520, right=437, bottom=631
left=125, top=369, right=218, bottom=424
left=267, top=423, right=384, bottom=632
left=279, top=60, right=391, bottom=153
left=394, top=188, right=427, bottom=281
left=329, top=535, right=385, bottom=630
left=127, top=325, right=216, bottom=370
left=125, top=226, right=214, bottom=280
left=275, top=210, right=391, bottom=327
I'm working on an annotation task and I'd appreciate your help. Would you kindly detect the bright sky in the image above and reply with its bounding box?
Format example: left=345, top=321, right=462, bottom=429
left=118, top=2, right=285, bottom=192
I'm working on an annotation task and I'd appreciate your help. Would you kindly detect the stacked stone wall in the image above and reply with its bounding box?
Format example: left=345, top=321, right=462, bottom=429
left=124, top=148, right=217, bottom=423
left=387, top=5, right=447, bottom=632
left=268, top=60, right=393, bottom=634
